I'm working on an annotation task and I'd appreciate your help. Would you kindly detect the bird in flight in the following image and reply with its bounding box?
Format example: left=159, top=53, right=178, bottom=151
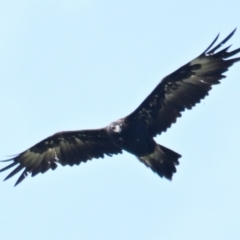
left=1, top=29, right=240, bottom=186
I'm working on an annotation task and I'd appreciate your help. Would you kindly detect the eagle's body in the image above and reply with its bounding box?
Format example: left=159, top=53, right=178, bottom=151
left=108, top=118, right=154, bottom=156
left=1, top=29, right=240, bottom=186
left=108, top=119, right=180, bottom=179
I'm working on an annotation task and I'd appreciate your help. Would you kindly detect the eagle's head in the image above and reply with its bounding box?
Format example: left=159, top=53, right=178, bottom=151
left=109, top=119, right=124, bottom=133
left=107, top=119, right=126, bottom=148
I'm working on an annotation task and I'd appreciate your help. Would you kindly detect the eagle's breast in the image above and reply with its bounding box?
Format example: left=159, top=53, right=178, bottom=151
left=107, top=118, right=155, bottom=156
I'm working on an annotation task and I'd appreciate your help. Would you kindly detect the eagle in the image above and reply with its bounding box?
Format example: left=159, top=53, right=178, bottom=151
left=1, top=30, right=240, bottom=186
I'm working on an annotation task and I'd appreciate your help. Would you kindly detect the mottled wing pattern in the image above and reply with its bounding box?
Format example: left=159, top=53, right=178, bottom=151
left=0, top=128, right=122, bottom=186
left=126, top=29, right=240, bottom=137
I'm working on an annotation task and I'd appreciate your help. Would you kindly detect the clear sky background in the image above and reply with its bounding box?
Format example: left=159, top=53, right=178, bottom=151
left=0, top=1, right=240, bottom=240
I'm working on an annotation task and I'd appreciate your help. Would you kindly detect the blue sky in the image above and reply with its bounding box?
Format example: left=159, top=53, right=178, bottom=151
left=1, top=1, right=240, bottom=240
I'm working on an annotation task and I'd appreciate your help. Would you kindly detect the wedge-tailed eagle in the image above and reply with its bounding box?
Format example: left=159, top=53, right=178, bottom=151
left=1, top=29, right=240, bottom=186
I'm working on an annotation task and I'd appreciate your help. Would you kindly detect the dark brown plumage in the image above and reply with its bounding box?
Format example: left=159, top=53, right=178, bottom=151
left=1, top=29, right=240, bottom=186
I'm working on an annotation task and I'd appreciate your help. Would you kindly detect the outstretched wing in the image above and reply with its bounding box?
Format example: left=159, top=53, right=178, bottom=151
left=0, top=128, right=122, bottom=186
left=126, top=29, right=240, bottom=137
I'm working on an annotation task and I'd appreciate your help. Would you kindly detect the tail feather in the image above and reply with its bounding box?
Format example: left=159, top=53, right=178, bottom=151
left=138, top=144, right=181, bottom=180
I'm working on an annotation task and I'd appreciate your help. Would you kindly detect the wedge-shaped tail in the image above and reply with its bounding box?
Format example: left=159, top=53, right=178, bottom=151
left=138, top=145, right=181, bottom=180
